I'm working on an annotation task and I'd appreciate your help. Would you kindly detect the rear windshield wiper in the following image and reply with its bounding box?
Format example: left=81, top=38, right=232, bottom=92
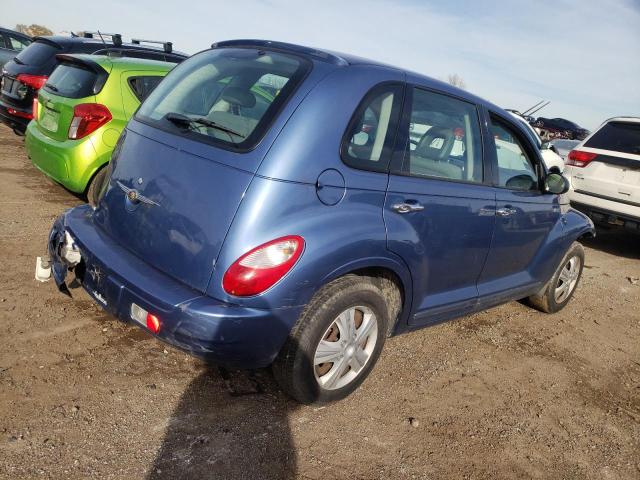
left=164, top=112, right=246, bottom=141
left=12, top=56, right=25, bottom=65
left=44, top=83, right=58, bottom=92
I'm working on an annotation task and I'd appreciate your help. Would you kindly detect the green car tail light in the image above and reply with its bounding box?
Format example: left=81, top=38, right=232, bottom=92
left=68, top=103, right=112, bottom=139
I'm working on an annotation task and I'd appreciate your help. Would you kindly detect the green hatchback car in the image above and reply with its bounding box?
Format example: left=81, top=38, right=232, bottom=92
left=26, top=54, right=174, bottom=204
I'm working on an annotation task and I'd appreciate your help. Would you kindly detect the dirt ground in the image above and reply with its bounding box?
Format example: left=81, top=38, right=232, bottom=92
left=0, top=124, right=638, bottom=480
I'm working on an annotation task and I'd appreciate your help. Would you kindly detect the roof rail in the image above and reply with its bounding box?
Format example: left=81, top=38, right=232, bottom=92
left=211, top=39, right=349, bottom=66
left=131, top=38, right=173, bottom=53
left=81, top=31, right=123, bottom=46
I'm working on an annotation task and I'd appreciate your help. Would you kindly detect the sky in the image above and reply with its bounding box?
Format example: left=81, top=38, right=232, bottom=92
left=3, top=0, right=639, bottom=130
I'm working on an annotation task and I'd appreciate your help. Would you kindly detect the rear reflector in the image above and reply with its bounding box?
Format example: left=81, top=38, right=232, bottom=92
left=567, top=150, right=597, bottom=167
left=68, top=103, right=112, bottom=139
left=223, top=235, right=304, bottom=296
left=130, top=303, right=162, bottom=334
left=32, top=97, right=39, bottom=121
left=7, top=108, right=33, bottom=120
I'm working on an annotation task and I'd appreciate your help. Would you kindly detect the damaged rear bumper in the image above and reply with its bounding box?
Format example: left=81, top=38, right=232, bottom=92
left=48, top=206, right=302, bottom=368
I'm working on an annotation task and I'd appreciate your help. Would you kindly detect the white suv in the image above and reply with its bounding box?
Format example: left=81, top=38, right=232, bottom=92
left=565, top=117, right=640, bottom=231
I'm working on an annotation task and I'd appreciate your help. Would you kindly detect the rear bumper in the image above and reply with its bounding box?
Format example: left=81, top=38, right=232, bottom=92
left=570, top=201, right=640, bottom=232
left=26, top=121, right=97, bottom=192
left=0, top=100, right=30, bottom=132
left=48, top=206, right=302, bottom=368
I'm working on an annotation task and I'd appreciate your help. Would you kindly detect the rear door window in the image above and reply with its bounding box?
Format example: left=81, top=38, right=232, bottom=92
left=9, top=35, right=30, bottom=52
left=15, top=40, right=60, bottom=66
left=44, top=63, right=99, bottom=98
left=128, top=76, right=164, bottom=101
left=394, top=87, right=483, bottom=183
left=584, top=121, right=640, bottom=155
left=489, top=117, right=539, bottom=191
left=136, top=48, right=310, bottom=151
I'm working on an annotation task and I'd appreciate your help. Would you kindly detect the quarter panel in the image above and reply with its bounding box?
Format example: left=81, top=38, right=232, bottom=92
left=206, top=176, right=399, bottom=311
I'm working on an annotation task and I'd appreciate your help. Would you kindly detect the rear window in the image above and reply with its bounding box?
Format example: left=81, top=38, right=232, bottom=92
left=136, top=48, right=310, bottom=151
left=15, top=40, right=60, bottom=66
left=44, top=63, right=99, bottom=98
left=584, top=121, right=640, bottom=155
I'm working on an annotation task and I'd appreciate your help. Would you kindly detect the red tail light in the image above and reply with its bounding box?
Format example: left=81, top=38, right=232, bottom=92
left=567, top=150, right=597, bottom=168
left=146, top=313, right=161, bottom=334
left=68, top=103, right=112, bottom=139
left=32, top=97, right=39, bottom=120
left=223, top=236, right=305, bottom=296
left=16, top=74, right=48, bottom=90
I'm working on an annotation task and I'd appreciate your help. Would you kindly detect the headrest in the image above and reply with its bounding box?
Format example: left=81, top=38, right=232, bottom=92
left=221, top=87, right=256, bottom=108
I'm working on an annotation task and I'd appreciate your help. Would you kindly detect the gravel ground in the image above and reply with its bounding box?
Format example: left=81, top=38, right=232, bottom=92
left=0, top=124, right=638, bottom=479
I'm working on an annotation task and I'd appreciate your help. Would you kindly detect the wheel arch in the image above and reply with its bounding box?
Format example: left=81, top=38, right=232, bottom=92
left=319, top=255, right=414, bottom=336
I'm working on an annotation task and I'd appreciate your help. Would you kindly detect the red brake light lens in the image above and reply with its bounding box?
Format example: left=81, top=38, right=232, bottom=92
left=566, top=150, right=597, bottom=168
left=223, top=235, right=305, bottom=296
left=68, top=103, right=112, bottom=139
left=16, top=74, right=48, bottom=90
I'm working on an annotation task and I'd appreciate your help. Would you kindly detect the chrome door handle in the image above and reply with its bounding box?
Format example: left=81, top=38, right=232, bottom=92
left=391, top=202, right=424, bottom=214
left=496, top=207, right=517, bottom=217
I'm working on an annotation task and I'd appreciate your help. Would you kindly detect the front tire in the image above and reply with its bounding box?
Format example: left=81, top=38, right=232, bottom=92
left=273, top=275, right=389, bottom=404
left=528, top=242, right=584, bottom=313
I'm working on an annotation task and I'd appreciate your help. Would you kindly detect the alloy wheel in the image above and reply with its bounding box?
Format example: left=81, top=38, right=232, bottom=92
left=554, top=256, right=581, bottom=303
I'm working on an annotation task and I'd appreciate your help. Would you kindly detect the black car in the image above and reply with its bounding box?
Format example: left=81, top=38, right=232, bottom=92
left=533, top=117, right=589, bottom=141
left=0, top=27, right=31, bottom=70
left=0, top=32, right=187, bottom=134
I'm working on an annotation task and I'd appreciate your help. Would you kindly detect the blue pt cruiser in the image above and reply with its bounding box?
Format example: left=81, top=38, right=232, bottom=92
left=46, top=40, right=594, bottom=404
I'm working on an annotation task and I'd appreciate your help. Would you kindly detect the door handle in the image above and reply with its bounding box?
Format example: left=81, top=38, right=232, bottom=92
left=496, top=207, right=517, bottom=217
left=391, top=202, right=425, bottom=214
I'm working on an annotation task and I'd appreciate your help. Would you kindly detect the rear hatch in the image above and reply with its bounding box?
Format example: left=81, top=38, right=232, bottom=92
left=35, top=55, right=111, bottom=141
left=91, top=46, right=314, bottom=293
left=570, top=120, right=640, bottom=206
left=1, top=38, right=63, bottom=111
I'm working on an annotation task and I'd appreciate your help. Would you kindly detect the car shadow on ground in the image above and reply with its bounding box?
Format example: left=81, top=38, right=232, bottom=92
left=581, top=228, right=640, bottom=260
left=147, top=366, right=297, bottom=480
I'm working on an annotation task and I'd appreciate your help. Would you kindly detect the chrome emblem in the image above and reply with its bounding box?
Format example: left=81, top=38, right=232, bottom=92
left=137, top=177, right=143, bottom=185
left=117, top=181, right=160, bottom=207
left=89, top=265, right=104, bottom=286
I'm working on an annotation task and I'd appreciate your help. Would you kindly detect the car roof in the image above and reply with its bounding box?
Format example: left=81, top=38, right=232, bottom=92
left=213, top=39, right=506, bottom=113
left=60, top=53, right=174, bottom=72
left=0, top=27, right=31, bottom=40
left=33, top=35, right=187, bottom=57
left=605, top=116, right=640, bottom=124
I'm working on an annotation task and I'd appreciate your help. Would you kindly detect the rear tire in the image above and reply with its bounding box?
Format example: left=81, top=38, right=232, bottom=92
left=86, top=167, right=108, bottom=207
left=273, top=275, right=390, bottom=404
left=528, top=242, right=584, bottom=313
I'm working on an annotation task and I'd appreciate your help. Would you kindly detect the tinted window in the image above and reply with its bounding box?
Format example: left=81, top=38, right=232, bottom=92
left=584, top=121, right=640, bottom=155
left=136, top=48, right=309, bottom=151
left=128, top=76, right=164, bottom=101
left=401, top=88, right=483, bottom=183
left=490, top=118, right=538, bottom=190
left=44, top=63, right=98, bottom=98
left=15, top=40, right=60, bottom=66
left=342, top=84, right=402, bottom=172
left=0, top=36, right=8, bottom=49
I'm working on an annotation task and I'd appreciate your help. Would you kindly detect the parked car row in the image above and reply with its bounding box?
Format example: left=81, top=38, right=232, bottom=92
left=0, top=27, right=31, bottom=70
left=0, top=30, right=186, bottom=135
left=12, top=37, right=596, bottom=404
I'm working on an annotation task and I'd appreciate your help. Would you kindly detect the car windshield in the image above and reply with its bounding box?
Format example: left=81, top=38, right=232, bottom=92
left=136, top=48, right=309, bottom=150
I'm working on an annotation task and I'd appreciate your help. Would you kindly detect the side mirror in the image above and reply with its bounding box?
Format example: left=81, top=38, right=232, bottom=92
left=544, top=172, right=570, bottom=195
